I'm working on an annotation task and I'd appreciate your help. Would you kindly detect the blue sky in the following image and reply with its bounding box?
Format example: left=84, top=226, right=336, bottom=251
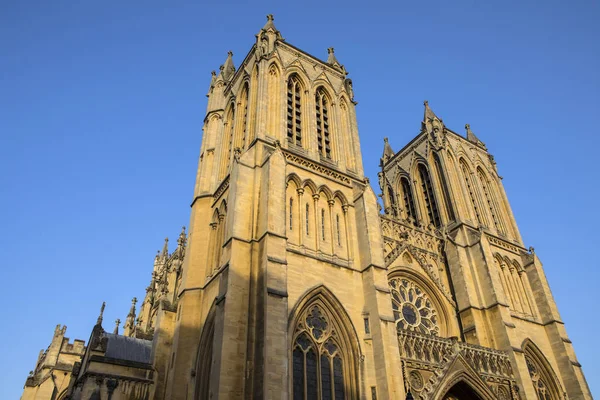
left=1, top=1, right=598, bottom=398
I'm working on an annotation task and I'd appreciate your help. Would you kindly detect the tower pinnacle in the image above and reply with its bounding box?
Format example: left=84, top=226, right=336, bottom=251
left=465, top=123, right=487, bottom=149
left=96, top=301, right=106, bottom=325
left=124, top=297, right=137, bottom=337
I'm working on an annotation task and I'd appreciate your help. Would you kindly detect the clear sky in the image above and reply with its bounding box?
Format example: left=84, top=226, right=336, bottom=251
left=1, top=1, right=598, bottom=398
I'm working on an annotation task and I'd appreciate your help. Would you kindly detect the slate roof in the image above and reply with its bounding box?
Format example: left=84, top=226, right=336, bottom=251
left=104, top=333, right=152, bottom=364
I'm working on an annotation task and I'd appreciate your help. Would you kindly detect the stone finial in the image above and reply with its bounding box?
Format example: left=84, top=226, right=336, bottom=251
left=113, top=319, right=120, bottom=334
left=262, top=14, right=278, bottom=32
left=97, top=302, right=106, bottom=325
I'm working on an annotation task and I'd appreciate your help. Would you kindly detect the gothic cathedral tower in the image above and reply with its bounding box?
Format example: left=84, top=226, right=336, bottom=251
left=159, top=16, right=591, bottom=400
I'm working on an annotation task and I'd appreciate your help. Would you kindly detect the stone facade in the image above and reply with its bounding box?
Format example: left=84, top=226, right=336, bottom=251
left=22, top=15, right=592, bottom=400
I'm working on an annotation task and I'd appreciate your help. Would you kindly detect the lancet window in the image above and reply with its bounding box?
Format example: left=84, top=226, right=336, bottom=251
left=336, top=214, right=341, bottom=246
left=305, top=203, right=310, bottom=235
left=219, top=106, right=235, bottom=180
left=400, top=177, right=417, bottom=221
left=240, top=83, right=249, bottom=149
left=433, top=153, right=455, bottom=222
left=321, top=209, right=326, bottom=241
left=418, top=164, right=441, bottom=227
left=292, top=304, right=349, bottom=400
left=460, top=160, right=484, bottom=226
left=287, top=75, right=303, bottom=147
left=315, top=88, right=331, bottom=159
left=387, top=185, right=397, bottom=217
left=289, top=198, right=294, bottom=231
left=478, top=168, right=504, bottom=234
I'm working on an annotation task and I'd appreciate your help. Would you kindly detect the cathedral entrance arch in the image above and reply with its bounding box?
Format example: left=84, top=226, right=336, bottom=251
left=441, top=381, right=484, bottom=400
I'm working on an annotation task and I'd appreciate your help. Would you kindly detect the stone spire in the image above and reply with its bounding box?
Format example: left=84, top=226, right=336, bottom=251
left=465, top=123, right=487, bottom=150
left=96, top=302, right=106, bottom=326
left=423, top=100, right=440, bottom=123
left=124, top=297, right=137, bottom=337
left=160, top=237, right=169, bottom=261
left=422, top=100, right=445, bottom=135
left=207, top=70, right=216, bottom=96
left=382, top=137, right=395, bottom=161
left=221, top=51, right=236, bottom=82
left=113, top=319, right=120, bottom=335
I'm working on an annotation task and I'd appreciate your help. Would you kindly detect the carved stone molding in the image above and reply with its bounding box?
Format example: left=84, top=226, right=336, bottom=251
left=283, top=150, right=352, bottom=185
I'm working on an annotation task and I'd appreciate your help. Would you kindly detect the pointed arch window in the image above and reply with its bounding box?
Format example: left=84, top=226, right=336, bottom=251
left=240, top=83, right=249, bottom=149
left=305, top=203, right=310, bottom=235
left=219, top=106, right=235, bottom=180
left=478, top=168, right=504, bottom=234
left=433, top=153, right=455, bottom=222
left=387, top=185, right=397, bottom=217
left=292, top=304, right=350, bottom=400
left=400, top=177, right=417, bottom=221
left=287, top=76, right=303, bottom=147
left=289, top=198, right=294, bottom=231
left=460, top=161, right=484, bottom=225
left=336, top=214, right=341, bottom=246
left=418, top=164, right=441, bottom=227
left=321, top=209, right=326, bottom=241
left=315, top=88, right=331, bottom=159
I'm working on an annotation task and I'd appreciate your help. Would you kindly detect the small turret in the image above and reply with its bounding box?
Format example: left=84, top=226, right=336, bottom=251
left=124, top=297, right=137, bottom=337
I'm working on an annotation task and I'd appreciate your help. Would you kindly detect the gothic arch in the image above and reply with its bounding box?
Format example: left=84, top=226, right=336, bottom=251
left=435, top=371, right=496, bottom=400
left=332, top=190, right=349, bottom=206
left=267, top=62, right=282, bottom=141
left=193, top=304, right=217, bottom=400
left=234, top=81, right=250, bottom=150
left=317, top=184, right=334, bottom=201
left=522, top=339, right=565, bottom=400
left=284, top=69, right=309, bottom=92
left=302, top=179, right=318, bottom=194
left=286, top=173, right=302, bottom=188
left=337, top=95, right=357, bottom=170
left=314, top=85, right=336, bottom=160
left=288, top=285, right=361, bottom=400
left=387, top=267, right=453, bottom=337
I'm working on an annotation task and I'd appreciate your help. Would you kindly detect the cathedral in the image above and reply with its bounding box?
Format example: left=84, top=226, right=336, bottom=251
left=21, top=15, right=592, bottom=400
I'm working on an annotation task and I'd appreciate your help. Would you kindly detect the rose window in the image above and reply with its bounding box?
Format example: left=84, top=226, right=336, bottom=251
left=389, top=277, right=439, bottom=335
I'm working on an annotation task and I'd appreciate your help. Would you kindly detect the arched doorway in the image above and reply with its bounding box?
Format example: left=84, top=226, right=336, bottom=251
left=442, top=381, right=484, bottom=400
